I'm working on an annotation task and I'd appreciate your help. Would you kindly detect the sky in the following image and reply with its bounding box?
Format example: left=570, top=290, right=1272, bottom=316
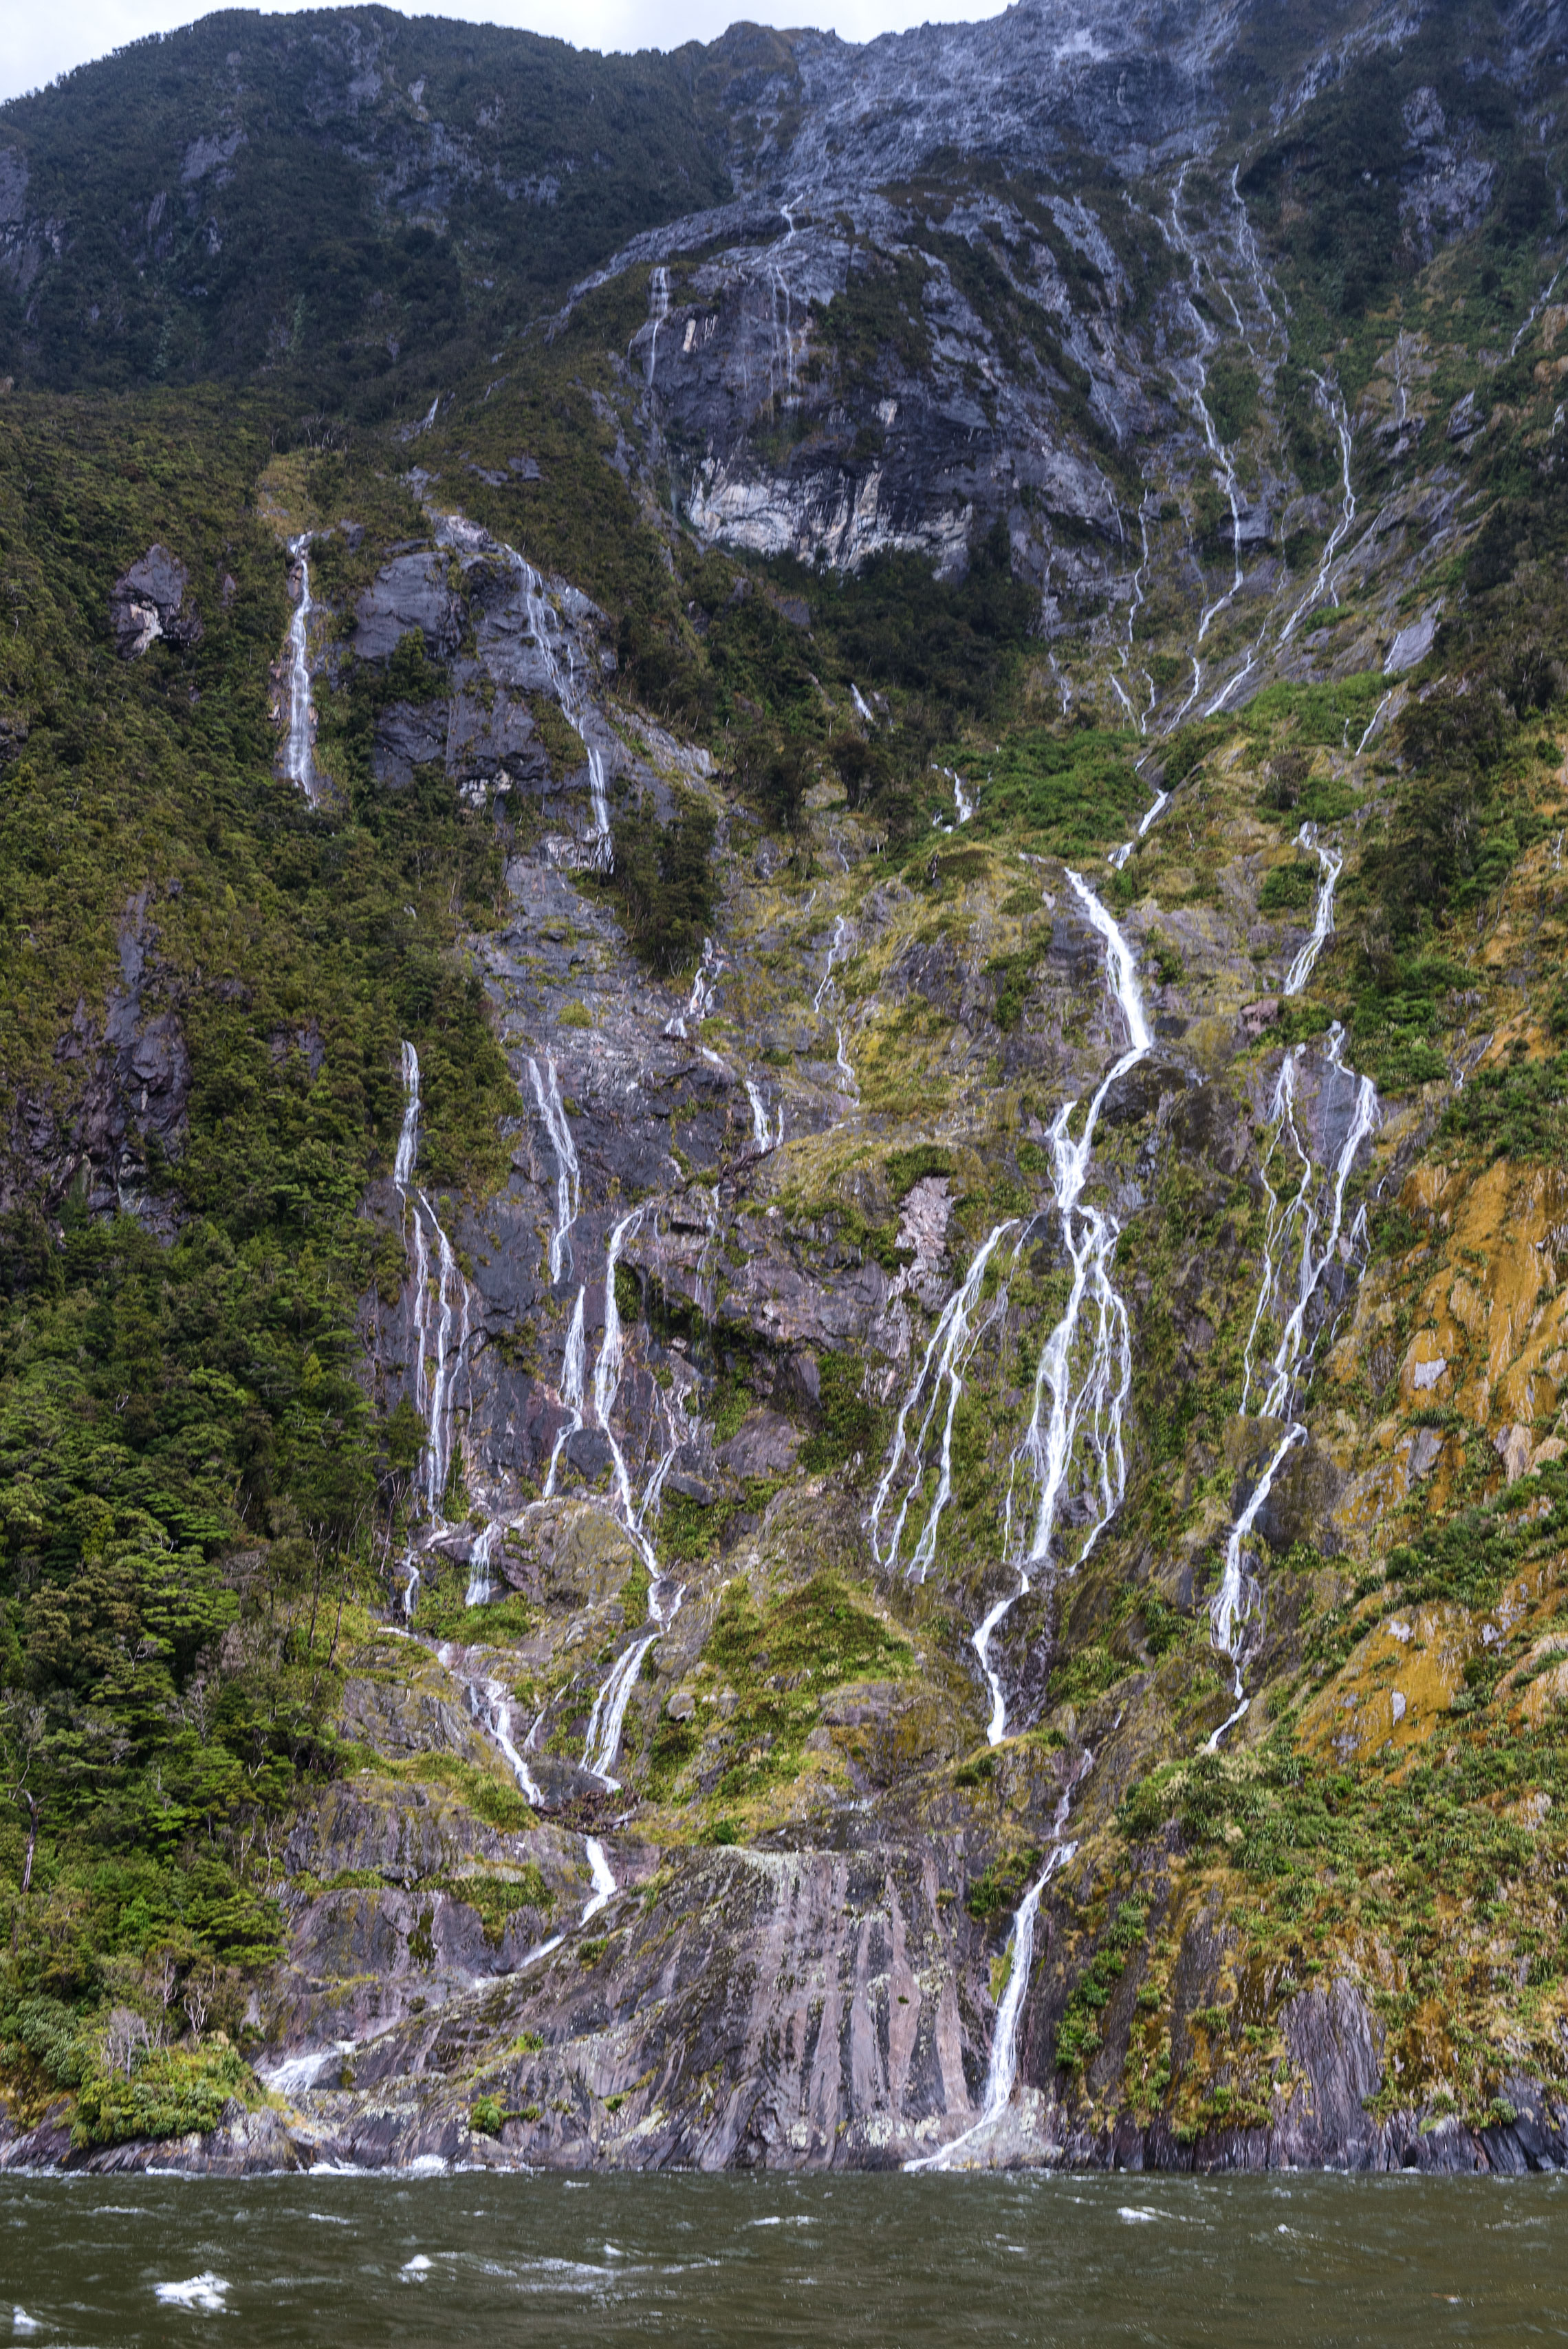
left=1, top=0, right=972, bottom=105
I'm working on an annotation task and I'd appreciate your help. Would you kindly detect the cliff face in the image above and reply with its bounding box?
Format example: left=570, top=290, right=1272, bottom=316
left=3, top=0, right=1568, bottom=2178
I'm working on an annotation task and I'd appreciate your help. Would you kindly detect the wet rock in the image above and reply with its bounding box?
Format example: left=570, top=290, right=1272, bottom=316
left=336, top=1639, right=498, bottom=1768
left=373, top=698, right=450, bottom=787
left=109, top=544, right=202, bottom=658
left=715, top=1409, right=804, bottom=1480
left=353, top=552, right=463, bottom=660
left=1267, top=1978, right=1383, bottom=2169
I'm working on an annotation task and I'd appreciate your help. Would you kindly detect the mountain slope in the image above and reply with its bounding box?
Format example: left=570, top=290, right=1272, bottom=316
left=3, top=0, right=1568, bottom=2176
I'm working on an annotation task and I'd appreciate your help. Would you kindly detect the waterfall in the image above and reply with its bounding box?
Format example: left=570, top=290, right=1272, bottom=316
left=581, top=1837, right=616, bottom=1925
left=1164, top=172, right=1245, bottom=648
left=666, top=936, right=723, bottom=1039
left=836, top=1024, right=857, bottom=1095
left=850, top=682, right=875, bottom=724
left=1279, top=377, right=1355, bottom=647
left=556, top=1212, right=686, bottom=1786
left=813, top=915, right=851, bottom=1013
left=1011, top=874, right=1151, bottom=1568
left=450, top=1662, right=544, bottom=1805
left=505, top=544, right=613, bottom=871
left=646, top=265, right=671, bottom=387
left=543, top=1286, right=587, bottom=1498
left=973, top=876, right=1152, bottom=1744
left=906, top=1759, right=1089, bottom=2170
left=391, top=1041, right=472, bottom=1563
left=417, top=1200, right=468, bottom=1515
left=528, top=1054, right=581, bottom=1282
left=1204, top=1423, right=1306, bottom=1752
left=869, top=1222, right=1017, bottom=1580
left=1281, top=825, right=1342, bottom=997
left=933, top=766, right=976, bottom=825
left=464, top=1522, right=497, bottom=1610
left=283, top=535, right=320, bottom=805
left=1214, top=1024, right=1378, bottom=1745
left=1255, top=1028, right=1377, bottom=1421
left=1355, top=689, right=1394, bottom=759
left=745, top=1079, right=782, bottom=1154
left=393, top=1040, right=421, bottom=1189
left=593, top=1208, right=645, bottom=1526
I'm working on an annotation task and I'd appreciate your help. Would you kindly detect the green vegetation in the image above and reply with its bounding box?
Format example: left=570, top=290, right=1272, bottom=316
left=652, top=1570, right=911, bottom=1805
left=0, top=12, right=732, bottom=404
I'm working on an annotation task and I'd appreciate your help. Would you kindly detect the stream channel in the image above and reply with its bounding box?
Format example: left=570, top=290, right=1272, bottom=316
left=3, top=2169, right=1564, bottom=2343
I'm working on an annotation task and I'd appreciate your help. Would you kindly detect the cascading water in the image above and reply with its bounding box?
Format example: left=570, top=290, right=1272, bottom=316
left=869, top=1223, right=1016, bottom=1582
left=560, top=1207, right=685, bottom=1788
left=666, top=936, right=723, bottom=1040
left=1164, top=173, right=1246, bottom=651
left=391, top=1041, right=472, bottom=1594
left=543, top=1286, right=587, bottom=1499
left=1011, top=877, right=1151, bottom=1567
left=1279, top=377, right=1356, bottom=647
left=1213, top=1008, right=1378, bottom=1745
left=421, top=504, right=613, bottom=875
left=813, top=916, right=851, bottom=1013
left=744, top=1079, right=783, bottom=1154
left=464, top=1523, right=497, bottom=1610
left=836, top=1024, right=858, bottom=1095
left=417, top=1205, right=468, bottom=1515
left=283, top=536, right=321, bottom=805
left=1281, top=825, right=1342, bottom=997
left=906, top=1758, right=1090, bottom=2170
left=646, top=266, right=671, bottom=386
left=527, top=1054, right=581, bottom=1283
left=970, top=875, right=1154, bottom=1744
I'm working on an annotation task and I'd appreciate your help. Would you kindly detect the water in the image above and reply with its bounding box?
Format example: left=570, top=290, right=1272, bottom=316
left=869, top=1222, right=1017, bottom=1581
left=4, top=2170, right=1565, bottom=2345
left=909, top=1765, right=1087, bottom=2172
left=542, top=1285, right=587, bottom=1497
left=744, top=1079, right=782, bottom=1154
left=1281, top=823, right=1342, bottom=997
left=1009, top=874, right=1151, bottom=1574
left=282, top=537, right=320, bottom=805
left=391, top=1043, right=470, bottom=1530
left=528, top=1054, right=581, bottom=1284
left=1279, top=374, right=1355, bottom=645
left=1215, top=1022, right=1378, bottom=1743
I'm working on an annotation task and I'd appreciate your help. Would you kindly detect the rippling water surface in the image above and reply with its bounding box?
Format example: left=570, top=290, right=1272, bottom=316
left=3, top=2170, right=1566, bottom=2345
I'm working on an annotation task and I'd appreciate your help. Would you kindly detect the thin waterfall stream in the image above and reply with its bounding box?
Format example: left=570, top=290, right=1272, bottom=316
left=906, top=1757, right=1091, bottom=2168
left=1206, top=839, right=1379, bottom=1746
left=975, top=874, right=1154, bottom=1743
left=283, top=536, right=322, bottom=805
left=391, top=1041, right=472, bottom=1609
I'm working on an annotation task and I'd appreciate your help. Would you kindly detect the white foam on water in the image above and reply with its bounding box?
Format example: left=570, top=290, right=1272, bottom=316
left=153, top=2273, right=230, bottom=2312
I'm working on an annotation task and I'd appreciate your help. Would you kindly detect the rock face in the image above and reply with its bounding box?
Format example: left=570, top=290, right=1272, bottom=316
left=11, top=0, right=1568, bottom=2185
left=109, top=544, right=203, bottom=657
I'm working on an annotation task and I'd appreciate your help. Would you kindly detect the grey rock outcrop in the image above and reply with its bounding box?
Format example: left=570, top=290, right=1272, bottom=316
left=109, top=544, right=202, bottom=658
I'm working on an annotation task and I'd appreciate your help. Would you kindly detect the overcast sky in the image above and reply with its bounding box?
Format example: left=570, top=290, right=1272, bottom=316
left=2, top=0, right=970, bottom=105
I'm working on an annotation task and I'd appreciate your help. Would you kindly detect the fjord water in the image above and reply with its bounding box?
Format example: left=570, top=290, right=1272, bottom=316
left=4, top=2174, right=1565, bottom=2345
